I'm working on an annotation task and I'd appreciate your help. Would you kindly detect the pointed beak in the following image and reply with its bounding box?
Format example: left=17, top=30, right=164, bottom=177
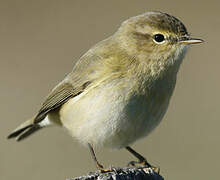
left=179, top=36, right=204, bottom=45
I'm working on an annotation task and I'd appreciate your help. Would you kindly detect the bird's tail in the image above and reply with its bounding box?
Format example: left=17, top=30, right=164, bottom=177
left=7, top=117, right=42, bottom=141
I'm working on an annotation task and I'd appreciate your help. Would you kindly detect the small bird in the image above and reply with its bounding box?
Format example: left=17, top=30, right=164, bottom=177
left=8, top=11, right=203, bottom=171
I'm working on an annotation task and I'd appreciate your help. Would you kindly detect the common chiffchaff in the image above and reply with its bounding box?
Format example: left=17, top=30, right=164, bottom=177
left=8, top=11, right=203, bottom=171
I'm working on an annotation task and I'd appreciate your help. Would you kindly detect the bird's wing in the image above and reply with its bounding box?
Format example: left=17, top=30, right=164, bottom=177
left=33, top=80, right=91, bottom=124
left=33, top=37, right=117, bottom=124
left=33, top=51, right=104, bottom=124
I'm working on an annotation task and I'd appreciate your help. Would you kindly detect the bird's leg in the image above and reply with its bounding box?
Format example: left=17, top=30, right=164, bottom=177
left=88, top=143, right=112, bottom=173
left=125, top=146, right=160, bottom=173
left=126, top=146, right=151, bottom=167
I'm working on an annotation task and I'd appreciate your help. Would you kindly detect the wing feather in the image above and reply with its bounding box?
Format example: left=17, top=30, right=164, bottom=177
left=34, top=81, right=90, bottom=124
left=32, top=37, right=116, bottom=124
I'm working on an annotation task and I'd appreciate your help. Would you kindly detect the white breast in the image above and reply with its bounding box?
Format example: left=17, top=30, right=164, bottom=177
left=59, top=78, right=172, bottom=149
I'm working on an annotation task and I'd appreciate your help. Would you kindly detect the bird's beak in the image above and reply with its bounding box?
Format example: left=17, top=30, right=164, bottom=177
left=179, top=36, right=204, bottom=45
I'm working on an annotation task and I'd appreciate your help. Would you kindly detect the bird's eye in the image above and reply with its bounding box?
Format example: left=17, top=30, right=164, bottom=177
left=153, top=34, right=165, bottom=43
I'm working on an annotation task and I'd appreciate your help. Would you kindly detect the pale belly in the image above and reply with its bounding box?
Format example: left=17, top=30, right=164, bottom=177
left=59, top=82, right=173, bottom=149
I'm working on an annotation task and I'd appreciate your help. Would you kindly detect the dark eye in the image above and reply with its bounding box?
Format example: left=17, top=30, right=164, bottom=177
left=153, top=34, right=165, bottom=43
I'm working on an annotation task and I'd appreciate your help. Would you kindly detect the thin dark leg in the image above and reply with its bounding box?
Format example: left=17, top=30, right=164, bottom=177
left=88, top=143, right=104, bottom=169
left=126, top=146, right=152, bottom=167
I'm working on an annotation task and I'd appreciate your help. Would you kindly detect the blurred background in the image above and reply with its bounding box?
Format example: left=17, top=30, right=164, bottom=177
left=1, top=0, right=219, bottom=179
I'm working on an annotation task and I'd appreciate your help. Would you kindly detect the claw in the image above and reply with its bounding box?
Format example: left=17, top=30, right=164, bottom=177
left=127, top=160, right=160, bottom=174
left=99, top=168, right=114, bottom=173
left=96, top=162, right=114, bottom=173
left=127, top=161, right=139, bottom=167
left=152, top=166, right=160, bottom=174
left=127, top=159, right=152, bottom=168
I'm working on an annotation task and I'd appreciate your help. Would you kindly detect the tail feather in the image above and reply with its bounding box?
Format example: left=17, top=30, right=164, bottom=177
left=16, top=125, right=42, bottom=141
left=8, top=117, right=42, bottom=141
left=7, top=124, right=33, bottom=139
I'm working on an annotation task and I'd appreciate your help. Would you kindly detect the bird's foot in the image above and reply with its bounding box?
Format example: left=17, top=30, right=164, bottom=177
left=127, top=159, right=151, bottom=167
left=152, top=166, right=160, bottom=174
left=96, top=162, right=114, bottom=173
left=99, top=168, right=114, bottom=173
left=127, top=160, right=160, bottom=174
